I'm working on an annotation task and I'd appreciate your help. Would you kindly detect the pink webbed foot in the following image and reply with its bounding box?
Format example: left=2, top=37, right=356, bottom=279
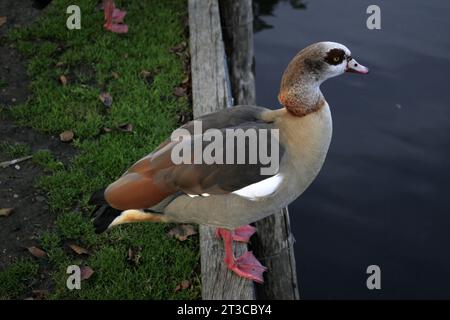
left=232, top=225, right=257, bottom=242
left=216, top=227, right=267, bottom=283
left=227, top=251, right=267, bottom=284
left=112, top=8, right=126, bottom=23
left=102, top=0, right=128, bottom=33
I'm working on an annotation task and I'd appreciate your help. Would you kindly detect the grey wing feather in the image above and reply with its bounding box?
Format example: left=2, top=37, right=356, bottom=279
left=150, top=105, right=284, bottom=195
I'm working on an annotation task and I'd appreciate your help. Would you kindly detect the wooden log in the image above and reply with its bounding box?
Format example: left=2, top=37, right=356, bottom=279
left=219, top=0, right=256, bottom=105
left=188, top=0, right=255, bottom=300
left=253, top=208, right=300, bottom=299
left=219, top=0, right=300, bottom=300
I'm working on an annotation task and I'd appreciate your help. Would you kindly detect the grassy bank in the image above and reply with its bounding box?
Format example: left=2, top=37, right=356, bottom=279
left=0, top=0, right=200, bottom=299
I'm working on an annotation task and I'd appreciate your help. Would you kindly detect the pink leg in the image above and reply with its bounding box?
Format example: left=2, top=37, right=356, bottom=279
left=232, top=225, right=257, bottom=242
left=217, top=227, right=267, bottom=283
left=103, top=0, right=113, bottom=29
left=215, top=224, right=256, bottom=243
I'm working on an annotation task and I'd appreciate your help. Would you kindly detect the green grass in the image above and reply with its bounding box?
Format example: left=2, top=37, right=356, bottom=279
left=33, top=149, right=65, bottom=172
left=0, top=141, right=32, bottom=158
left=0, top=260, right=39, bottom=299
left=0, top=0, right=199, bottom=299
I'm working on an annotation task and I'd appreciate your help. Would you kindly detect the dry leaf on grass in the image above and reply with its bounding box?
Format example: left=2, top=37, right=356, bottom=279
left=27, top=246, right=46, bottom=258
left=111, top=72, right=119, bottom=79
left=173, top=86, right=186, bottom=97
left=102, top=127, right=113, bottom=133
left=170, top=41, right=187, bottom=53
left=175, top=279, right=191, bottom=292
left=118, top=123, right=133, bottom=133
left=127, top=247, right=142, bottom=265
left=68, top=244, right=90, bottom=255
left=99, top=92, right=113, bottom=107
left=59, top=130, right=74, bottom=142
left=181, top=76, right=190, bottom=86
left=139, top=70, right=152, bottom=78
left=0, top=208, right=14, bottom=217
left=0, top=17, right=7, bottom=28
left=181, top=279, right=190, bottom=289
left=140, top=70, right=155, bottom=86
left=167, top=224, right=197, bottom=241
left=80, top=266, right=94, bottom=280
left=59, top=75, right=68, bottom=86
left=32, top=289, right=49, bottom=300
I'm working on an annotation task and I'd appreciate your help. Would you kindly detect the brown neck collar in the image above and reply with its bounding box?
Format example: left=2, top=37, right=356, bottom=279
left=279, top=93, right=325, bottom=117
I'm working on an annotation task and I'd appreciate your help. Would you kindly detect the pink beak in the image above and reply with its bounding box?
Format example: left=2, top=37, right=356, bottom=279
left=346, top=58, right=370, bottom=74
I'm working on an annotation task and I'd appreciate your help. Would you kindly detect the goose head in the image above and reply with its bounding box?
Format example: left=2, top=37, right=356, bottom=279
left=278, top=41, right=369, bottom=116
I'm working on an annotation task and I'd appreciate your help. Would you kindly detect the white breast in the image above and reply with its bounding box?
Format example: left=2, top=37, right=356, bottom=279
left=233, top=103, right=332, bottom=202
left=232, top=174, right=284, bottom=200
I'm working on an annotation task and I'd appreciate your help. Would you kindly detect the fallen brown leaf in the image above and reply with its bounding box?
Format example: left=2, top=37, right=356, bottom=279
left=59, top=75, right=68, bottom=86
left=167, top=224, right=197, bottom=241
left=27, top=246, right=46, bottom=258
left=170, top=41, right=187, bottom=53
left=99, top=92, right=113, bottom=107
left=80, top=266, right=94, bottom=280
left=139, top=70, right=152, bottom=78
left=102, top=127, right=112, bottom=133
left=0, top=208, right=14, bottom=217
left=0, top=17, right=7, bottom=28
left=111, top=72, right=119, bottom=79
left=175, top=279, right=190, bottom=292
left=118, top=123, right=133, bottom=133
left=181, top=76, right=190, bottom=86
left=59, top=130, right=74, bottom=142
left=140, top=70, right=155, bottom=86
left=68, top=244, right=90, bottom=255
left=127, top=247, right=142, bottom=266
left=173, top=86, right=186, bottom=97
left=181, top=279, right=190, bottom=289
left=32, top=289, right=49, bottom=300
left=56, top=61, right=65, bottom=67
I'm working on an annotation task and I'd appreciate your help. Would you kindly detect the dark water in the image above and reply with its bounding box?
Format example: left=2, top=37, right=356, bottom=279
left=254, top=0, right=450, bottom=299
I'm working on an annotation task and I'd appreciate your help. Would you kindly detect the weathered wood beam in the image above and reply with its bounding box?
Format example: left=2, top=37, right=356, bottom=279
left=253, top=208, right=300, bottom=299
left=188, top=0, right=255, bottom=300
left=219, top=0, right=300, bottom=300
left=219, top=0, right=256, bottom=106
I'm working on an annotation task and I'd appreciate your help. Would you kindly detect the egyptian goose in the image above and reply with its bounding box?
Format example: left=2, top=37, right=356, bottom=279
left=90, top=42, right=369, bottom=283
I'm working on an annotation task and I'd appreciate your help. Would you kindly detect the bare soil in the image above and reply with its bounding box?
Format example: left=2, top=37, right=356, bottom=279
left=0, top=0, right=75, bottom=271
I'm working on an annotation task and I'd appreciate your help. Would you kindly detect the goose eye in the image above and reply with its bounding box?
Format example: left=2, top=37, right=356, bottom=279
left=325, top=48, right=346, bottom=65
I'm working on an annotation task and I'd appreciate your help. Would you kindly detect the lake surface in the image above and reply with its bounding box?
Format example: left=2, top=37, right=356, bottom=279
left=253, top=0, right=450, bottom=299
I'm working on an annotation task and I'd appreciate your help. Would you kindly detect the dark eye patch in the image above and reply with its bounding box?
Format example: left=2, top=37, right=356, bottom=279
left=324, top=48, right=345, bottom=65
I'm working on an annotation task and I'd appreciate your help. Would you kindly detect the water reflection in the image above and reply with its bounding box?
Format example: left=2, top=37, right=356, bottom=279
left=253, top=0, right=450, bottom=299
left=253, top=0, right=307, bottom=32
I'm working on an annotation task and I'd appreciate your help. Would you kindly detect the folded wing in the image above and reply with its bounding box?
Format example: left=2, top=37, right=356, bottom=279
left=104, top=106, right=284, bottom=210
